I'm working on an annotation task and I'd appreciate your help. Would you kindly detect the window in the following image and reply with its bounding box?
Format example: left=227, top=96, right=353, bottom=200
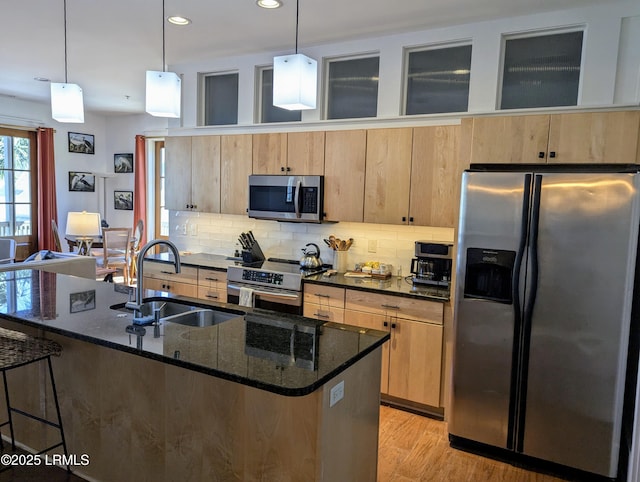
left=326, top=56, right=379, bottom=120
left=0, top=129, right=36, bottom=246
left=257, top=67, right=302, bottom=123
left=202, top=72, right=239, bottom=125
left=500, top=30, right=584, bottom=110
left=404, top=44, right=472, bottom=115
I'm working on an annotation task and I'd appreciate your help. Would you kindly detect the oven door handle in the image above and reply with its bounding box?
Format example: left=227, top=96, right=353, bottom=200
left=227, top=283, right=300, bottom=300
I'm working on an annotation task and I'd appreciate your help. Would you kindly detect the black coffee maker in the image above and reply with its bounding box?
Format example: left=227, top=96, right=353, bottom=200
left=410, top=241, right=452, bottom=286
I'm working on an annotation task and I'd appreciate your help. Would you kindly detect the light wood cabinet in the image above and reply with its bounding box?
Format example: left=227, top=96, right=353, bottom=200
left=468, top=111, right=640, bottom=164
left=252, top=133, right=288, bottom=174
left=165, top=136, right=220, bottom=212
left=410, top=125, right=462, bottom=228
left=287, top=131, right=325, bottom=175
left=324, top=130, right=367, bottom=222
left=303, top=284, right=345, bottom=323
left=364, top=128, right=413, bottom=224
left=547, top=111, right=640, bottom=164
left=467, top=115, right=550, bottom=164
left=143, top=262, right=228, bottom=301
left=252, top=131, right=325, bottom=175
left=143, top=276, right=198, bottom=297
left=142, top=261, right=199, bottom=297
left=221, top=134, right=252, bottom=215
left=164, top=136, right=192, bottom=210
left=344, top=289, right=444, bottom=408
left=197, top=268, right=227, bottom=302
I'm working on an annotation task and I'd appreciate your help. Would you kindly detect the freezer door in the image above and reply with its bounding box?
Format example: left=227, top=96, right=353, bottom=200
left=449, top=171, right=530, bottom=448
left=522, top=172, right=640, bottom=477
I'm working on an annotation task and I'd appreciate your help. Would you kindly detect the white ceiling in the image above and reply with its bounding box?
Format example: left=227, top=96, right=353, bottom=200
left=0, top=0, right=619, bottom=116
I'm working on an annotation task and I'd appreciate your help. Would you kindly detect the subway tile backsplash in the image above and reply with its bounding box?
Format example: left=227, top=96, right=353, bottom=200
left=169, top=211, right=455, bottom=276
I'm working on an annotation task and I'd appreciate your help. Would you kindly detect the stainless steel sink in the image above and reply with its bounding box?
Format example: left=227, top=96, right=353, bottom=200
left=160, top=307, right=239, bottom=327
left=112, top=300, right=243, bottom=327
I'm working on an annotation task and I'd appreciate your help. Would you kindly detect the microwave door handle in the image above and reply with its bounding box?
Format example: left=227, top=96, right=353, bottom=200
left=294, top=180, right=302, bottom=218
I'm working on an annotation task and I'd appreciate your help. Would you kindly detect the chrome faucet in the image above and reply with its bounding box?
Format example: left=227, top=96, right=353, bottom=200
left=125, top=239, right=181, bottom=312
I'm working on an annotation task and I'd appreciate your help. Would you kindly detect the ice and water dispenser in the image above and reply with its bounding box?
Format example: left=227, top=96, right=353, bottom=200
left=463, top=248, right=516, bottom=304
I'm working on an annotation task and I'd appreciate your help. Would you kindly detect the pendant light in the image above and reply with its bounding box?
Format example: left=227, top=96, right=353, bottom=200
left=51, top=0, right=84, bottom=123
left=145, top=0, right=181, bottom=118
left=273, top=0, right=317, bottom=110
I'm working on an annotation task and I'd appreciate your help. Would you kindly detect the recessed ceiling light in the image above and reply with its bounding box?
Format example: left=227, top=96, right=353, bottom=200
left=167, top=16, right=191, bottom=26
left=256, top=0, right=282, bottom=9
left=34, top=77, right=50, bottom=82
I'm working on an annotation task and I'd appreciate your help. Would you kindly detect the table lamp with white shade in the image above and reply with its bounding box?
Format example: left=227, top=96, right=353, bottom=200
left=66, top=211, right=101, bottom=255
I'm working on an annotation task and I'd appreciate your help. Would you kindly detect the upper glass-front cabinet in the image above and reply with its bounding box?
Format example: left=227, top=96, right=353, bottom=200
left=500, top=30, right=584, bottom=110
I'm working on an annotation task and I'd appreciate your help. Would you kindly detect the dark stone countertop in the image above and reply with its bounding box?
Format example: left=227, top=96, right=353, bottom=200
left=304, top=272, right=451, bottom=302
left=0, top=269, right=388, bottom=397
left=145, top=252, right=238, bottom=271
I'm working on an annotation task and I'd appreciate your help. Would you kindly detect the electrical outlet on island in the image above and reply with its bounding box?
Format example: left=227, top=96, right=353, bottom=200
left=330, top=380, right=345, bottom=407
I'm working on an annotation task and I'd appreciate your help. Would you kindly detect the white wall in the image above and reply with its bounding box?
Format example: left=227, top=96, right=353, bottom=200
left=103, top=114, right=167, bottom=231
left=0, top=97, right=166, bottom=248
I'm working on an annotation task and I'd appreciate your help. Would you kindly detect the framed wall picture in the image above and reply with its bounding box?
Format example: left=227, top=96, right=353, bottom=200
left=70, top=290, right=96, bottom=313
left=69, top=171, right=95, bottom=192
left=114, top=153, right=134, bottom=173
left=114, top=190, right=133, bottom=210
left=68, top=132, right=95, bottom=154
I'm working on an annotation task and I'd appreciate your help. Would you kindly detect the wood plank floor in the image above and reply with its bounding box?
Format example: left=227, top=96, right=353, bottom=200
left=378, top=405, right=567, bottom=482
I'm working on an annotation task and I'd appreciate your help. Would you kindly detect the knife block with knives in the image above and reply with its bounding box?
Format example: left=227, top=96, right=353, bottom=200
left=238, top=231, right=265, bottom=265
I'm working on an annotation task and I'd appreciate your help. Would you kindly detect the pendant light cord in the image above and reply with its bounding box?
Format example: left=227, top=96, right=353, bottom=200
left=162, top=0, right=166, bottom=72
left=295, top=0, right=299, bottom=54
left=63, top=0, right=68, bottom=83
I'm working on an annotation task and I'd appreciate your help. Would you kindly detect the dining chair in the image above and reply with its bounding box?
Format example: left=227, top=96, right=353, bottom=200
left=0, top=239, right=16, bottom=264
left=98, top=228, right=132, bottom=285
left=130, top=220, right=144, bottom=279
left=51, top=219, right=63, bottom=252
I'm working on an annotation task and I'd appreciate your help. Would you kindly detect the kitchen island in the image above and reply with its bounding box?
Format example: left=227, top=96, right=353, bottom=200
left=0, top=269, right=388, bottom=481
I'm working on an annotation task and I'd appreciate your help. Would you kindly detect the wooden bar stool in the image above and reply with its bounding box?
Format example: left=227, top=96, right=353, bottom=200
left=0, top=327, right=68, bottom=471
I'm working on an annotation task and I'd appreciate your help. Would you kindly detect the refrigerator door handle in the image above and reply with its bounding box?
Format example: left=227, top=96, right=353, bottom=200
left=514, top=173, right=542, bottom=452
left=507, top=173, right=532, bottom=449
left=512, top=173, right=532, bottom=323
left=524, top=175, right=542, bottom=327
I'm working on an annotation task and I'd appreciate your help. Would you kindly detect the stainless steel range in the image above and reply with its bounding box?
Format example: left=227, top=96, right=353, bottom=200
left=227, top=258, right=326, bottom=314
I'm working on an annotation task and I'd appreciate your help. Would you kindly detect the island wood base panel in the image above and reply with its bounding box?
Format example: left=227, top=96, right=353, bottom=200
left=0, top=321, right=382, bottom=482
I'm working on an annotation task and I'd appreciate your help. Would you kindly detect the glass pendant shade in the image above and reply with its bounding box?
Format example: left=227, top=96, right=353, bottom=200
left=145, top=70, right=181, bottom=118
left=273, top=53, right=317, bottom=110
left=50, top=82, right=84, bottom=123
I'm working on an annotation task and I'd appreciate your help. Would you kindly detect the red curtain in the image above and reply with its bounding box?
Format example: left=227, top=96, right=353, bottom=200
left=133, top=135, right=147, bottom=245
left=37, top=127, right=57, bottom=251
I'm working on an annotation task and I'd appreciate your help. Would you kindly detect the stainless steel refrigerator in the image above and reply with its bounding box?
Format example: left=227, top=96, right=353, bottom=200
left=449, top=164, right=640, bottom=479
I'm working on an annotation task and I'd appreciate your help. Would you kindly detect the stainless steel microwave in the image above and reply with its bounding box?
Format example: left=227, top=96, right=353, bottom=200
left=248, top=175, right=324, bottom=223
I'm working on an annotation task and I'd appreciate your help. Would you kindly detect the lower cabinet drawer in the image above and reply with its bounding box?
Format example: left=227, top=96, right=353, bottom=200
left=143, top=277, right=198, bottom=297
left=303, top=302, right=344, bottom=323
left=197, top=286, right=226, bottom=302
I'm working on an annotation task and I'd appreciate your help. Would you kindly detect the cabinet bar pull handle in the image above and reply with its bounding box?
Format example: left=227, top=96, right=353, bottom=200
left=381, top=304, right=400, bottom=310
left=205, top=277, right=219, bottom=282
left=206, top=294, right=219, bottom=299
left=160, top=270, right=175, bottom=275
left=316, top=294, right=330, bottom=298
left=315, top=313, right=330, bottom=319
